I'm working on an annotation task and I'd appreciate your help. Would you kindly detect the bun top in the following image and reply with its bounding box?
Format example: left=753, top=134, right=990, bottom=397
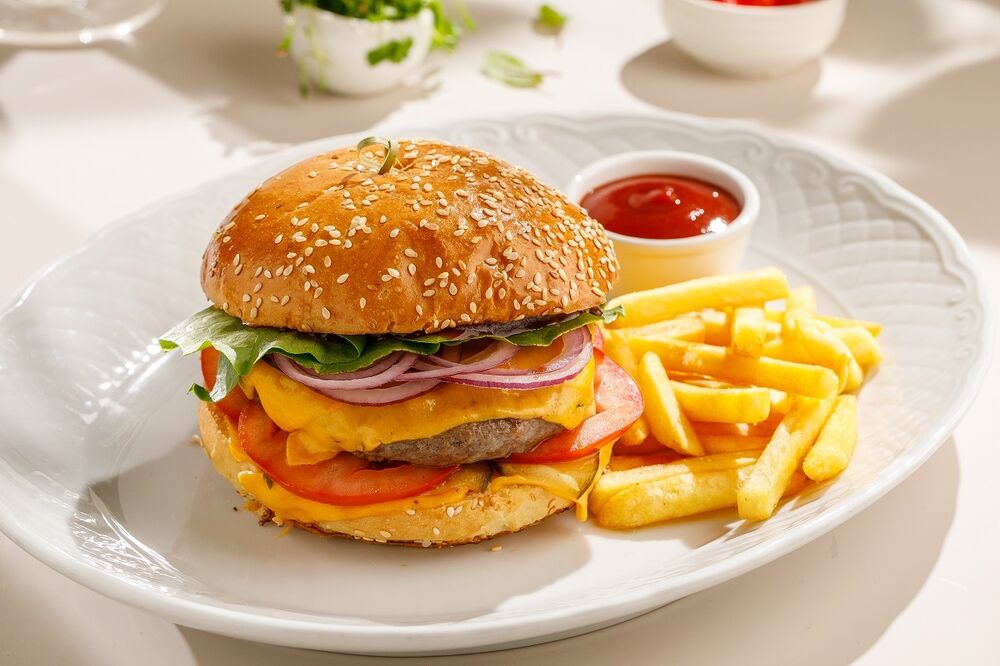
left=201, top=139, right=618, bottom=335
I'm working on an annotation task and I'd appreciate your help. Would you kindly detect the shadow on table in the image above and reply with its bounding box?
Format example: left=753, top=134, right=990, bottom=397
left=177, top=437, right=960, bottom=666
left=856, top=54, right=1000, bottom=247
left=619, top=40, right=822, bottom=124
left=94, top=0, right=430, bottom=149
left=616, top=0, right=947, bottom=124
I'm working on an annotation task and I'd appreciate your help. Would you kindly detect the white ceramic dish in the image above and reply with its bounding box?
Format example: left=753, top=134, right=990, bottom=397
left=565, top=150, right=759, bottom=293
left=288, top=6, right=433, bottom=96
left=660, top=0, right=848, bottom=78
left=0, top=113, right=990, bottom=655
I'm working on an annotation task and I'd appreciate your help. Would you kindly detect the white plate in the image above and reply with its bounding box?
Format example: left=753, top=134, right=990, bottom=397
left=0, top=113, right=991, bottom=656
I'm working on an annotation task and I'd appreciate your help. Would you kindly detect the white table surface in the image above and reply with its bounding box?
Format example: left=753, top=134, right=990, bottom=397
left=1, top=0, right=998, bottom=663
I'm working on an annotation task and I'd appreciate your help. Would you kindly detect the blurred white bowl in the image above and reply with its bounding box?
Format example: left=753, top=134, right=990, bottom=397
left=566, top=150, right=759, bottom=295
left=660, top=0, right=847, bottom=78
left=288, top=6, right=433, bottom=96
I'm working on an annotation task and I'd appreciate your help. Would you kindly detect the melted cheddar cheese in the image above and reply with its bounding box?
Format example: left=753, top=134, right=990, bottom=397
left=242, top=351, right=596, bottom=465
left=238, top=464, right=489, bottom=525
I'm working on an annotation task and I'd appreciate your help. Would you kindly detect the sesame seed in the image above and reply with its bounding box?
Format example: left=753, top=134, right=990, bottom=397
left=407, top=263, right=416, bottom=276
left=321, top=307, right=331, bottom=319
left=435, top=257, right=443, bottom=268
left=273, top=234, right=283, bottom=244
left=280, top=295, right=290, bottom=306
left=387, top=267, right=401, bottom=278
left=448, top=284, right=458, bottom=296
left=405, top=509, right=416, bottom=516
left=379, top=530, right=392, bottom=539
left=432, top=527, right=441, bottom=535
left=423, top=289, right=435, bottom=297
left=390, top=228, right=400, bottom=238
left=446, top=506, right=456, bottom=518
left=337, top=273, right=349, bottom=284
left=415, top=305, right=423, bottom=316
left=249, top=307, right=258, bottom=318
left=470, top=302, right=477, bottom=313
left=232, top=253, right=240, bottom=266
left=381, top=274, right=392, bottom=282
left=403, top=248, right=417, bottom=258
left=241, top=294, right=251, bottom=303
left=254, top=214, right=266, bottom=221
left=233, top=264, right=243, bottom=276
left=359, top=298, right=366, bottom=310
left=252, top=283, right=262, bottom=293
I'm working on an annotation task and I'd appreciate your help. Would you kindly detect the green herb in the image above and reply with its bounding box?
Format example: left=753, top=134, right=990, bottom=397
left=278, top=1, right=471, bottom=59
left=534, top=4, right=566, bottom=35
left=356, top=136, right=400, bottom=174
left=159, top=305, right=621, bottom=402
left=482, top=51, right=545, bottom=88
left=366, top=37, right=414, bottom=65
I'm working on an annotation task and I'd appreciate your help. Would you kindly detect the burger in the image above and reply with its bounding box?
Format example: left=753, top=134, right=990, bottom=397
left=160, top=138, right=642, bottom=546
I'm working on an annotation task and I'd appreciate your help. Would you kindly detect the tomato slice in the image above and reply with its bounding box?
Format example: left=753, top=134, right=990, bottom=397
left=237, top=401, right=459, bottom=506
left=504, top=351, right=644, bottom=464
left=200, top=347, right=250, bottom=421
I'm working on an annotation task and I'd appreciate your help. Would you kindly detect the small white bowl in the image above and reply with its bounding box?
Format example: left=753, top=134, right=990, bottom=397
left=288, top=6, right=434, bottom=96
left=566, top=151, right=759, bottom=295
left=660, top=0, right=847, bottom=78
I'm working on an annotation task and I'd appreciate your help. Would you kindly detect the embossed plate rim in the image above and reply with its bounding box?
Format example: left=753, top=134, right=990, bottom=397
left=0, top=112, right=992, bottom=655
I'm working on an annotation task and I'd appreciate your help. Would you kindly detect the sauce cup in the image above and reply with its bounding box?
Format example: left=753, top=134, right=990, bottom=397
left=566, top=150, right=759, bottom=295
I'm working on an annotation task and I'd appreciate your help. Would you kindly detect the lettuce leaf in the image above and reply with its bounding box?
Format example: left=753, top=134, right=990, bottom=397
left=159, top=305, right=621, bottom=401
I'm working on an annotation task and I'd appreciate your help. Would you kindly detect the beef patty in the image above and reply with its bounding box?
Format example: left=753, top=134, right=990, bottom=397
left=358, top=418, right=564, bottom=466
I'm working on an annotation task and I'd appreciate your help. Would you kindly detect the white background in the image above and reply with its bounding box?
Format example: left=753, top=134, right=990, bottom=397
left=1, top=0, right=998, bottom=663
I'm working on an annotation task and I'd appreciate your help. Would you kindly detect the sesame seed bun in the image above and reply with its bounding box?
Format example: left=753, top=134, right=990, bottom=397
left=201, top=140, right=619, bottom=335
left=198, top=403, right=572, bottom=546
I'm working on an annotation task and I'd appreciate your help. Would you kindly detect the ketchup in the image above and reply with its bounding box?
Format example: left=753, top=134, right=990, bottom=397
left=580, top=174, right=741, bottom=240
left=712, top=0, right=811, bottom=6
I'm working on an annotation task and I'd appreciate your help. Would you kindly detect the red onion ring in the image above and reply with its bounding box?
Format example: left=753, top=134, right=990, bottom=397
left=271, top=352, right=417, bottom=390
left=439, top=328, right=593, bottom=390
left=314, top=378, right=441, bottom=406
left=401, top=341, right=519, bottom=380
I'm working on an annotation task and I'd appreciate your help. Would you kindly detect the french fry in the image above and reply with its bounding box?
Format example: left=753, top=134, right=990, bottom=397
left=803, top=395, right=858, bottom=481
left=787, top=286, right=817, bottom=316
left=593, top=460, right=807, bottom=529
left=591, top=452, right=756, bottom=513
left=832, top=326, right=883, bottom=366
left=603, top=331, right=653, bottom=447
left=701, top=309, right=731, bottom=346
left=789, top=314, right=863, bottom=391
left=769, top=389, right=795, bottom=414
left=692, top=422, right=750, bottom=437
left=631, top=337, right=840, bottom=399
left=594, top=466, right=750, bottom=528
left=731, top=307, right=767, bottom=358
left=607, top=452, right=683, bottom=472
left=614, top=316, right=706, bottom=343
left=818, top=315, right=882, bottom=337
left=737, top=397, right=836, bottom=521
left=671, top=381, right=771, bottom=424
left=701, top=434, right=770, bottom=454
left=608, top=267, right=789, bottom=329
left=637, top=353, right=704, bottom=456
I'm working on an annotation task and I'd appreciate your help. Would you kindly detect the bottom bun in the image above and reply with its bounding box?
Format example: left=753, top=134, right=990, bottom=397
left=197, top=402, right=572, bottom=546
